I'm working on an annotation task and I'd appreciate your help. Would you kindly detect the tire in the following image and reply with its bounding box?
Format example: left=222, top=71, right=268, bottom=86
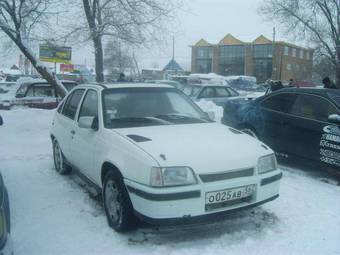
left=241, top=128, right=259, bottom=140
left=103, top=170, right=137, bottom=232
left=53, top=140, right=71, bottom=175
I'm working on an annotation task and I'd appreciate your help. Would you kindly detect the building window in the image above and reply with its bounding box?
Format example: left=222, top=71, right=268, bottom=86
left=253, top=44, right=273, bottom=58
left=306, top=51, right=310, bottom=60
left=196, top=59, right=212, bottom=74
left=219, top=45, right=245, bottom=76
left=196, top=47, right=213, bottom=59
left=299, top=50, right=304, bottom=59
left=292, top=48, right=297, bottom=57
left=287, top=63, right=292, bottom=70
left=284, top=46, right=289, bottom=56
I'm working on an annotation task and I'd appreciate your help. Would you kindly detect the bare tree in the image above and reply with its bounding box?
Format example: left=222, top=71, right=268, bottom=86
left=260, top=0, right=340, bottom=87
left=104, top=39, right=134, bottom=75
left=81, top=0, right=181, bottom=82
left=0, top=0, right=67, bottom=97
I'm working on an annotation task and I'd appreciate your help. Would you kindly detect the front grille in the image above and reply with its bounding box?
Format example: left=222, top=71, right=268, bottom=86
left=199, top=168, right=254, bottom=183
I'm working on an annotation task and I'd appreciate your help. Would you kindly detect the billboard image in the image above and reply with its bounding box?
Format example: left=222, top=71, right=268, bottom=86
left=39, top=44, right=72, bottom=63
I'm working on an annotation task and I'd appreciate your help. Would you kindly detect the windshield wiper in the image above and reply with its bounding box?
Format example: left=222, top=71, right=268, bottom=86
left=109, top=117, right=171, bottom=124
left=154, top=114, right=209, bottom=122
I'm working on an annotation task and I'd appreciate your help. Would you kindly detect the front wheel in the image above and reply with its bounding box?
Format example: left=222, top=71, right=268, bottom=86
left=53, top=140, right=71, bottom=175
left=103, top=171, right=137, bottom=232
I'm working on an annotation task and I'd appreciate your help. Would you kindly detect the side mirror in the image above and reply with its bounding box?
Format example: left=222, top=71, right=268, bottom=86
left=78, top=116, right=98, bottom=130
left=328, top=114, right=340, bottom=125
left=0, top=115, right=3, bottom=126
left=205, top=111, right=215, bottom=121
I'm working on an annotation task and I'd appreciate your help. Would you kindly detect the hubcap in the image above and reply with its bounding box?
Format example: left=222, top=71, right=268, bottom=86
left=105, top=180, right=122, bottom=224
left=54, top=142, right=63, bottom=172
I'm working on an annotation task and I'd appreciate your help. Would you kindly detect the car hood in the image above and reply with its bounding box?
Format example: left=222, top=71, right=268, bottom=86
left=115, top=123, right=272, bottom=175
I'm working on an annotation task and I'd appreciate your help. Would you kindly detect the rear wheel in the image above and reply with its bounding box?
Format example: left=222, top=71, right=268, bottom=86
left=53, top=140, right=71, bottom=175
left=103, top=170, right=137, bottom=232
left=241, top=128, right=258, bottom=139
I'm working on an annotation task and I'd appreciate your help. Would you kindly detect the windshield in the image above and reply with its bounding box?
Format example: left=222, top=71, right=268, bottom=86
left=102, top=87, right=209, bottom=128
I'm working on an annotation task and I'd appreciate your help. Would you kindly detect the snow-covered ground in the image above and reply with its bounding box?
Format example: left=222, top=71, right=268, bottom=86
left=0, top=108, right=340, bottom=255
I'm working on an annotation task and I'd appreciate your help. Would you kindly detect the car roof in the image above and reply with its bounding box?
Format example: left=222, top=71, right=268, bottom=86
left=79, top=83, right=173, bottom=89
left=185, top=84, right=231, bottom=88
left=272, top=87, right=340, bottom=97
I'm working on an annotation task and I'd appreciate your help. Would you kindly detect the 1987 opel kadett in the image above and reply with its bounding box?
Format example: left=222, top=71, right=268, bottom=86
left=50, top=83, right=281, bottom=232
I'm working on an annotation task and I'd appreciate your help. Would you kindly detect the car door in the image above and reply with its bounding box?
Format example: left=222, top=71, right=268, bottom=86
left=286, top=94, right=340, bottom=166
left=259, top=92, right=298, bottom=154
left=69, top=89, right=100, bottom=181
left=55, top=89, right=85, bottom=160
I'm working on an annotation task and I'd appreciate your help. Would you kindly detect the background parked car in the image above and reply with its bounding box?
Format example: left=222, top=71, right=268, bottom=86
left=13, top=80, right=78, bottom=109
left=183, top=84, right=241, bottom=107
left=222, top=88, right=340, bottom=172
left=0, top=115, right=13, bottom=254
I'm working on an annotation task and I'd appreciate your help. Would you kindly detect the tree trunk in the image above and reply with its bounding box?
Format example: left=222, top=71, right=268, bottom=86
left=13, top=39, right=67, bottom=98
left=337, top=45, right=340, bottom=88
left=93, top=36, right=104, bottom=83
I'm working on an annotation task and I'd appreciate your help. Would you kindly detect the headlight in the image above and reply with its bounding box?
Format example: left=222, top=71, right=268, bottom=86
left=257, top=154, right=277, bottom=174
left=150, top=167, right=197, bottom=187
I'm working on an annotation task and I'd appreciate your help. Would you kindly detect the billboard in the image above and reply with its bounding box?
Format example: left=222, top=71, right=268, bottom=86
left=39, top=44, right=72, bottom=63
left=60, top=64, right=74, bottom=72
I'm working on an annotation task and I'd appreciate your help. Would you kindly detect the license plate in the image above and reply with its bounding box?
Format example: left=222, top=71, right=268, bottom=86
left=205, top=185, right=256, bottom=205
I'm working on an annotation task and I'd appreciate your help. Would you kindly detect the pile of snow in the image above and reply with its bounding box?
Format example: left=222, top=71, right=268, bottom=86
left=0, top=109, right=340, bottom=254
left=196, top=99, right=223, bottom=122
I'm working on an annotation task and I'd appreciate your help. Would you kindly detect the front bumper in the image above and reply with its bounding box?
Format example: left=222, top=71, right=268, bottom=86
left=125, top=170, right=282, bottom=225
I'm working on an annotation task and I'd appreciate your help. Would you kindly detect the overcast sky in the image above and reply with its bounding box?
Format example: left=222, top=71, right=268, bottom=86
left=1, top=0, right=290, bottom=71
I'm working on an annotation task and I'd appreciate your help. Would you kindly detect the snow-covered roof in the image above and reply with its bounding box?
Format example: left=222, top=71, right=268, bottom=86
left=0, top=68, right=22, bottom=75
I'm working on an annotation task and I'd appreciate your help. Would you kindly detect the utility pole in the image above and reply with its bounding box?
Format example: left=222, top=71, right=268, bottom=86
left=172, top=36, right=175, bottom=60
left=272, top=27, right=276, bottom=80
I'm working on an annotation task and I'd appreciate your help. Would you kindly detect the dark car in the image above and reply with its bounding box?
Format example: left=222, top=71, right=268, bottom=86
left=222, top=88, right=340, bottom=171
left=183, top=84, right=241, bottom=107
left=14, top=80, right=78, bottom=109
left=0, top=116, right=13, bottom=254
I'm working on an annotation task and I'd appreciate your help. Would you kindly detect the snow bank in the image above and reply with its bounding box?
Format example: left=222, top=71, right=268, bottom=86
left=196, top=99, right=223, bottom=122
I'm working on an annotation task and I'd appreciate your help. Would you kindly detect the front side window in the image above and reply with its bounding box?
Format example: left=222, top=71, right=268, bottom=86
left=215, top=87, right=230, bottom=97
left=261, top=93, right=297, bottom=113
left=79, top=90, right=98, bottom=119
left=102, top=88, right=209, bottom=128
left=62, top=89, right=85, bottom=120
left=290, top=94, right=338, bottom=122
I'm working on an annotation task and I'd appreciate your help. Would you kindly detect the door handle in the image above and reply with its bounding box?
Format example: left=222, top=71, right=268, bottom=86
left=70, top=130, right=76, bottom=135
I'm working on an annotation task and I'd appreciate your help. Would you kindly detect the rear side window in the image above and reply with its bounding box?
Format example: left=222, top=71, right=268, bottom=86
left=227, top=87, right=239, bottom=97
left=290, top=94, right=338, bottom=122
left=79, top=90, right=98, bottom=119
left=62, top=89, right=85, bottom=120
left=199, top=87, right=215, bottom=98
left=261, top=93, right=297, bottom=113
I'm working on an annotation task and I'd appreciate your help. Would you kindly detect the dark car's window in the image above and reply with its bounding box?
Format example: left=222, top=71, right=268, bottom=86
left=215, top=87, right=230, bottom=97
left=62, top=89, right=85, bottom=120
left=199, top=87, right=215, bottom=98
left=261, top=93, right=297, bottom=113
left=290, top=94, right=338, bottom=122
left=79, top=90, right=98, bottom=119
left=183, top=86, right=201, bottom=97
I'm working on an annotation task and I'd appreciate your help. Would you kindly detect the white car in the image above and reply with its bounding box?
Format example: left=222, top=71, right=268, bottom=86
left=50, top=83, right=282, bottom=232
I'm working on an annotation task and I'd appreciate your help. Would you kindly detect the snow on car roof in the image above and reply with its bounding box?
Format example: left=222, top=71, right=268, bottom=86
left=98, top=83, right=173, bottom=89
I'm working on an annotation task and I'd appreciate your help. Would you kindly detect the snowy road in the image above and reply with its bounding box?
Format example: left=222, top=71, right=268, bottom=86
left=0, top=109, right=339, bottom=255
